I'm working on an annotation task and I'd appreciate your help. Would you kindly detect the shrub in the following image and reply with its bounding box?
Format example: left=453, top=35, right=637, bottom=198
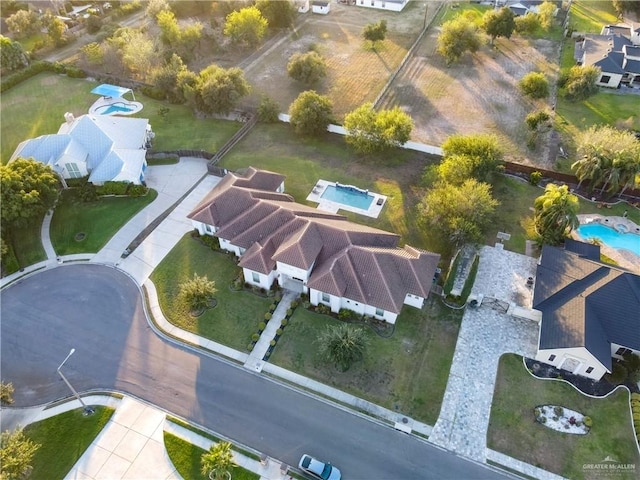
left=78, top=182, right=98, bottom=202
left=270, top=339, right=276, bottom=347
left=251, top=333, right=259, bottom=341
left=0, top=382, right=14, bottom=405
left=605, top=362, right=628, bottom=384
left=178, top=273, right=217, bottom=310
left=85, top=15, right=102, bottom=34
left=540, top=416, right=547, bottom=423
left=519, top=72, right=549, bottom=98
left=281, top=319, right=288, bottom=327
left=269, top=303, right=276, bottom=312
left=632, top=393, right=640, bottom=401
left=140, top=85, right=166, bottom=100
left=583, top=416, right=592, bottom=428
left=290, top=301, right=298, bottom=309
left=65, top=66, right=86, bottom=78
left=258, top=322, right=266, bottom=331
left=200, top=235, right=219, bottom=250
left=274, top=291, right=282, bottom=301
left=247, top=343, right=254, bottom=351
left=286, top=309, right=293, bottom=316
left=529, top=171, right=543, bottom=186
left=96, top=181, right=129, bottom=195
left=127, top=184, right=148, bottom=196
left=276, top=328, right=283, bottom=335
left=264, top=312, right=272, bottom=321
left=257, top=95, right=280, bottom=123
left=554, top=406, right=564, bottom=417
left=534, top=407, right=541, bottom=417
left=525, top=110, right=550, bottom=131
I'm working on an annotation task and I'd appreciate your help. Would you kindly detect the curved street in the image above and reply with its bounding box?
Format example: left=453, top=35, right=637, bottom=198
left=0, top=264, right=505, bottom=479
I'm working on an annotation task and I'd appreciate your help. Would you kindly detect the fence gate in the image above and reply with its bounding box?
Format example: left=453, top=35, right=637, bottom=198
left=481, top=297, right=510, bottom=313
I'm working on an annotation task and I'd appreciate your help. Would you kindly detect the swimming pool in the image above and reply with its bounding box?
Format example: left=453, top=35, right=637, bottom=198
left=321, top=184, right=374, bottom=210
left=95, top=102, right=136, bottom=115
left=576, top=224, right=640, bottom=256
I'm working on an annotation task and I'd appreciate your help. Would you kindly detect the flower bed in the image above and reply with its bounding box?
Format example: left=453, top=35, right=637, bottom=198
left=534, top=405, right=591, bottom=435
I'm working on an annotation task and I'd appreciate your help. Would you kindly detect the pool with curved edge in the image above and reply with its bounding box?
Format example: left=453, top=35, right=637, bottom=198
left=576, top=223, right=640, bottom=256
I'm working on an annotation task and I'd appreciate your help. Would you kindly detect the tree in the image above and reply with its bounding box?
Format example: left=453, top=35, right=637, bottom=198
left=518, top=72, right=549, bottom=98
left=481, top=7, right=515, bottom=45
left=85, top=14, right=102, bottom=34
left=362, top=19, right=387, bottom=47
left=437, top=16, right=482, bottom=65
left=559, top=65, right=600, bottom=101
left=288, top=90, right=333, bottom=137
left=118, top=28, right=159, bottom=79
left=6, top=10, right=40, bottom=39
left=256, top=0, right=296, bottom=29
left=317, top=324, right=368, bottom=372
left=515, top=13, right=540, bottom=35
left=0, top=36, right=28, bottom=72
left=287, top=51, right=327, bottom=85
left=46, top=16, right=69, bottom=47
left=574, top=125, right=640, bottom=195
left=533, top=184, right=579, bottom=245
left=195, top=65, right=250, bottom=115
left=257, top=95, right=280, bottom=123
left=179, top=273, right=217, bottom=310
left=152, top=54, right=189, bottom=103
left=156, top=10, right=202, bottom=60
left=201, top=442, right=236, bottom=480
left=344, top=102, right=413, bottom=154
left=525, top=110, right=550, bottom=131
left=146, top=0, right=170, bottom=19
left=441, top=134, right=504, bottom=182
left=612, top=0, right=640, bottom=16
left=436, top=154, right=485, bottom=186
left=0, top=382, right=14, bottom=405
left=0, top=159, right=59, bottom=230
left=81, top=42, right=104, bottom=66
left=157, top=9, right=181, bottom=45
left=0, top=428, right=40, bottom=480
left=224, top=6, right=268, bottom=47
left=537, top=1, right=557, bottom=30
left=418, top=179, right=499, bottom=247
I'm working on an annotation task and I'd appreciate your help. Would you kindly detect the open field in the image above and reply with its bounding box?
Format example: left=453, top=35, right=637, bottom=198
left=568, top=0, right=619, bottom=33
left=488, top=354, right=639, bottom=480
left=239, top=1, right=427, bottom=119
left=270, top=298, right=461, bottom=425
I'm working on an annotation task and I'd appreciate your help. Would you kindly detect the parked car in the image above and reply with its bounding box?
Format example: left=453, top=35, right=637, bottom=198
left=298, top=454, right=341, bottom=480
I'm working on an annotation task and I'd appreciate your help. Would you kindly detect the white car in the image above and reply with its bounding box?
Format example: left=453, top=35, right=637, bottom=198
left=298, top=454, right=342, bottom=480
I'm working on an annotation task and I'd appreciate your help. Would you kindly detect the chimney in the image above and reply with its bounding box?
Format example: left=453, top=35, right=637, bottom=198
left=64, top=112, right=75, bottom=125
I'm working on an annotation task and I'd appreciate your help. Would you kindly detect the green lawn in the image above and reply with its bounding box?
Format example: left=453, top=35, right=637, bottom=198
left=150, top=234, right=272, bottom=351
left=164, top=432, right=259, bottom=480
left=438, top=2, right=491, bottom=24
left=568, top=0, right=619, bottom=34
left=24, top=406, right=114, bottom=480
left=488, top=354, right=639, bottom=479
left=50, top=188, right=158, bottom=255
left=269, top=298, right=461, bottom=425
left=1, top=72, right=242, bottom=164
left=3, top=215, right=47, bottom=273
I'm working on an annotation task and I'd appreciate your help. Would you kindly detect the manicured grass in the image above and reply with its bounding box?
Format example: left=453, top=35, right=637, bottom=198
left=579, top=197, right=640, bottom=226
left=150, top=234, right=272, bottom=351
left=0, top=72, right=241, bottom=164
left=568, top=0, right=619, bottom=34
left=488, top=354, right=639, bottom=479
left=24, top=406, right=114, bottom=480
left=269, top=298, right=461, bottom=425
left=4, top=215, right=47, bottom=272
left=50, top=188, right=158, bottom=255
left=438, top=2, right=491, bottom=24
left=164, top=432, right=259, bottom=480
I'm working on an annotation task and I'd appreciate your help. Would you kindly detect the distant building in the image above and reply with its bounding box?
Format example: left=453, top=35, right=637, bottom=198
left=312, top=0, right=330, bottom=14
left=353, top=0, right=408, bottom=12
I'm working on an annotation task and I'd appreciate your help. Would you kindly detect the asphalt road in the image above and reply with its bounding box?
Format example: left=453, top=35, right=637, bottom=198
left=0, top=264, right=508, bottom=480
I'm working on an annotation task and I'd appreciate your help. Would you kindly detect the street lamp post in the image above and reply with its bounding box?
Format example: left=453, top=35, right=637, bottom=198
left=57, top=349, right=94, bottom=415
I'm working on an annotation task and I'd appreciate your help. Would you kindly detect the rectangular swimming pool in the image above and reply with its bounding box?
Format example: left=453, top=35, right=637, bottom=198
left=320, top=184, right=374, bottom=210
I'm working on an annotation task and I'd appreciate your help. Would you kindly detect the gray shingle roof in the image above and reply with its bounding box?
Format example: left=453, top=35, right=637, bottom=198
left=535, top=243, right=640, bottom=369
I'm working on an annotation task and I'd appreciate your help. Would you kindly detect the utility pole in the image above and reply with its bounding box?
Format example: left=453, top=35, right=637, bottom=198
left=57, top=349, right=94, bottom=415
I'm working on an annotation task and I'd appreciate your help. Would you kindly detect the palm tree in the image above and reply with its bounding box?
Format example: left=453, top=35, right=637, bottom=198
left=317, top=323, right=369, bottom=372
left=201, top=442, right=236, bottom=480
left=534, top=184, right=580, bottom=245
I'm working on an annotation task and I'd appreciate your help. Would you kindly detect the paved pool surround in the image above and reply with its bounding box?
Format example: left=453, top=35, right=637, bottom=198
left=306, top=179, right=387, bottom=218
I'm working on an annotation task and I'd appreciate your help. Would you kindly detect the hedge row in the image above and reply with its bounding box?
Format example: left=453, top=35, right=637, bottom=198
left=96, top=181, right=148, bottom=197
left=1, top=61, right=86, bottom=93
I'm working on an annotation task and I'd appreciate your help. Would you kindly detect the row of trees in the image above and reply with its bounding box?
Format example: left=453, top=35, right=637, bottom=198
left=437, top=3, right=557, bottom=65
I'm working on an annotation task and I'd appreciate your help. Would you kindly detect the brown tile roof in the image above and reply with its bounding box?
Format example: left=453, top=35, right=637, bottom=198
left=188, top=168, right=440, bottom=313
left=233, top=167, right=285, bottom=191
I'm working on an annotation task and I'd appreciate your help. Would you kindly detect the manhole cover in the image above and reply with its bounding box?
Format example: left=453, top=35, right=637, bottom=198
left=74, top=232, right=86, bottom=241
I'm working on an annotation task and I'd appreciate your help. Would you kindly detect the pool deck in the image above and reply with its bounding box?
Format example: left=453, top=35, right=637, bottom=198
left=306, top=180, right=387, bottom=219
left=88, top=96, right=144, bottom=116
left=575, top=214, right=640, bottom=273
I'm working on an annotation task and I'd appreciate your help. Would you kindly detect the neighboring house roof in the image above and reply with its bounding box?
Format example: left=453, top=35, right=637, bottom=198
left=10, top=114, right=150, bottom=184
left=188, top=168, right=440, bottom=314
left=579, top=24, right=640, bottom=78
left=534, top=242, right=640, bottom=370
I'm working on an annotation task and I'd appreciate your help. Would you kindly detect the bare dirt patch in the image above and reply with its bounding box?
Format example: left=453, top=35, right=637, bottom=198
left=380, top=23, right=561, bottom=167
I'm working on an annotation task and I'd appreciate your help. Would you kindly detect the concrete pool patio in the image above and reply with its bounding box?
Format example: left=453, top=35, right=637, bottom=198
left=306, top=179, right=387, bottom=218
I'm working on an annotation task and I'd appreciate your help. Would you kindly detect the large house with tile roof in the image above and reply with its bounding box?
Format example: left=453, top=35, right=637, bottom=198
left=9, top=113, right=153, bottom=185
left=532, top=239, right=640, bottom=380
left=574, top=23, right=640, bottom=89
left=188, top=167, right=440, bottom=324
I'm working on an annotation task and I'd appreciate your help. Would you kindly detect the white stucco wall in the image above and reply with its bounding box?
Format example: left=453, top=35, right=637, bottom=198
left=611, top=343, right=640, bottom=360
left=356, top=0, right=407, bottom=11
left=403, top=293, right=424, bottom=309
left=276, top=261, right=311, bottom=282
left=596, top=72, right=623, bottom=88
left=191, top=221, right=218, bottom=236
left=243, top=268, right=277, bottom=290
left=535, top=347, right=608, bottom=380
left=219, top=238, right=245, bottom=257
left=310, top=289, right=399, bottom=324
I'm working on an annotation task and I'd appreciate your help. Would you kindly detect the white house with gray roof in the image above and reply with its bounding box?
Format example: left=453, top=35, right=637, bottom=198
left=188, top=167, right=440, bottom=324
left=9, top=113, right=153, bottom=185
left=575, top=23, right=640, bottom=89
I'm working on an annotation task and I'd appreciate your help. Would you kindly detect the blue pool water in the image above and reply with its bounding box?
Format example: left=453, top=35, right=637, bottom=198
left=576, top=224, right=640, bottom=256
left=321, top=184, right=373, bottom=210
left=97, top=103, right=135, bottom=115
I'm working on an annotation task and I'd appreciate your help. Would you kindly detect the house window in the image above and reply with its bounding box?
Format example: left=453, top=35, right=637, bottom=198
left=586, top=367, right=594, bottom=374
left=252, top=272, right=260, bottom=283
left=548, top=354, right=556, bottom=361
left=321, top=292, right=330, bottom=303
left=600, top=75, right=611, bottom=84
left=66, top=162, right=82, bottom=178
left=615, top=347, right=631, bottom=356
left=375, top=307, right=384, bottom=317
